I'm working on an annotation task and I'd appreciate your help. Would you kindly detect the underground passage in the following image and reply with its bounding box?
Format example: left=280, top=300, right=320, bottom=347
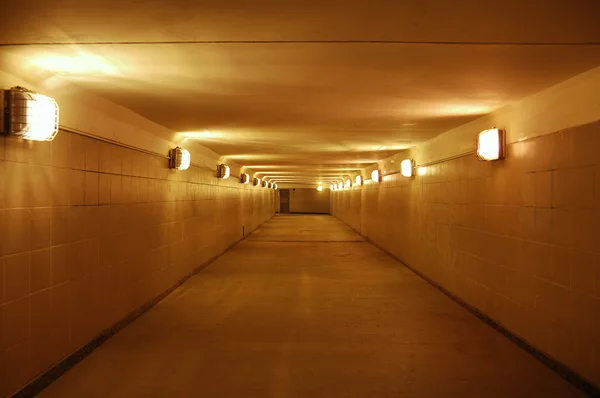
left=1, top=1, right=600, bottom=397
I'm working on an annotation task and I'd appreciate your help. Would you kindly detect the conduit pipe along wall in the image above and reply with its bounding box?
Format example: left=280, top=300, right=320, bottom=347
left=331, top=67, right=600, bottom=388
left=0, top=70, right=276, bottom=397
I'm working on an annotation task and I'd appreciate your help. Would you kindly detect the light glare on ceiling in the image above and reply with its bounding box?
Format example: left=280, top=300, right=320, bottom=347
left=30, top=53, right=117, bottom=75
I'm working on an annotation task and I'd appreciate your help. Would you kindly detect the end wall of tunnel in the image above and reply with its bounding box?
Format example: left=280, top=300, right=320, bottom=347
left=332, top=68, right=600, bottom=387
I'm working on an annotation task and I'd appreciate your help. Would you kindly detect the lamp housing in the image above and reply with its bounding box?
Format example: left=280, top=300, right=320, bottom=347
left=169, top=147, right=191, bottom=170
left=1, top=86, right=59, bottom=141
left=217, top=164, right=231, bottom=179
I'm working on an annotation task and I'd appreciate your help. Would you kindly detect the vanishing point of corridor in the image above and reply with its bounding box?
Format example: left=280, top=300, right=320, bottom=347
left=38, top=215, right=581, bottom=398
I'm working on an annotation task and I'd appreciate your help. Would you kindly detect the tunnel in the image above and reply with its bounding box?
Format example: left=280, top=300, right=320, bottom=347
left=1, top=1, right=600, bottom=397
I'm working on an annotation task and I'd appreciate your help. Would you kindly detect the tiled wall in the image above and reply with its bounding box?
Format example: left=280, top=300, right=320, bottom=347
left=332, top=121, right=600, bottom=387
left=289, top=188, right=331, bottom=214
left=0, top=131, right=275, bottom=396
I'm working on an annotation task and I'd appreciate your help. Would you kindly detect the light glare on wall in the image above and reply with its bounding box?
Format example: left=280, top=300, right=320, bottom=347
left=217, top=164, right=231, bottom=179
left=371, top=169, right=381, bottom=182
left=241, top=173, right=250, bottom=184
left=477, top=128, right=505, bottom=161
left=1, top=86, right=59, bottom=141
left=401, top=159, right=414, bottom=177
left=169, top=147, right=191, bottom=170
left=317, top=185, right=323, bottom=191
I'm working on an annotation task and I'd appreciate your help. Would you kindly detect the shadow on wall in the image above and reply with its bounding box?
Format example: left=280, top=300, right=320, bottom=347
left=332, top=120, right=600, bottom=388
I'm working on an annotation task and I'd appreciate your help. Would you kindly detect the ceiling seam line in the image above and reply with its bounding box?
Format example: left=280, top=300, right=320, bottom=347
left=2, top=40, right=600, bottom=46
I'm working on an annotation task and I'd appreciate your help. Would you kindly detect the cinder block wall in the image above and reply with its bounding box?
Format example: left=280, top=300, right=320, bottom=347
left=332, top=67, right=600, bottom=387
left=0, top=131, right=274, bottom=396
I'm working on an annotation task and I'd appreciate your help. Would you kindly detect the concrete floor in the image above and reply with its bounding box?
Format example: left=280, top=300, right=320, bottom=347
left=39, top=215, right=583, bottom=397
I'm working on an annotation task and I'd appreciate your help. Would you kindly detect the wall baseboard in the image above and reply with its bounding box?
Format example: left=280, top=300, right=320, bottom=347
left=11, top=215, right=275, bottom=398
left=333, top=215, right=600, bottom=398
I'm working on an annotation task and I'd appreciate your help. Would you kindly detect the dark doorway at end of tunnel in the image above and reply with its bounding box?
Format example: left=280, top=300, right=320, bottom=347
left=280, top=189, right=290, bottom=213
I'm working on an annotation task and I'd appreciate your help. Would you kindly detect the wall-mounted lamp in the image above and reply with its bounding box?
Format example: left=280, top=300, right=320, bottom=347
left=371, top=169, right=382, bottom=182
left=268, top=182, right=273, bottom=188
left=317, top=185, right=323, bottom=191
left=262, top=180, right=268, bottom=188
left=330, top=184, right=335, bottom=190
left=355, top=175, right=363, bottom=185
left=401, top=159, right=414, bottom=177
left=217, top=164, right=231, bottom=179
left=345, top=179, right=352, bottom=189
left=169, top=147, right=191, bottom=170
left=273, top=184, right=278, bottom=190
left=253, top=177, right=261, bottom=186
left=337, top=182, right=343, bottom=190
left=241, top=173, right=250, bottom=184
left=477, top=128, right=505, bottom=161
left=1, top=86, right=60, bottom=141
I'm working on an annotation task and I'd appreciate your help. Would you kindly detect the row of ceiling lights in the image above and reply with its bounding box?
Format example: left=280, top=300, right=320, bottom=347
left=0, top=87, right=503, bottom=193
left=170, top=152, right=278, bottom=189
left=0, top=86, right=279, bottom=190
left=321, top=129, right=504, bottom=191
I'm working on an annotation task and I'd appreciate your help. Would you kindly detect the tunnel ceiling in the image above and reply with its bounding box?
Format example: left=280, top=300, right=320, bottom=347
left=2, top=0, right=600, bottom=184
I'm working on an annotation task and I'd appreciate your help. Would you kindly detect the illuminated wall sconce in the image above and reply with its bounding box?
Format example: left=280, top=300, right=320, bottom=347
left=268, top=182, right=273, bottom=188
left=273, top=184, right=278, bottom=190
left=477, top=128, right=505, bottom=161
left=217, top=164, right=231, bottom=179
left=355, top=175, right=363, bottom=185
left=0, top=86, right=59, bottom=141
left=253, top=177, right=261, bottom=186
left=241, top=173, right=250, bottom=184
left=317, top=185, right=323, bottom=191
left=401, top=159, right=414, bottom=177
left=371, top=169, right=382, bottom=182
left=262, top=180, right=268, bottom=188
left=345, top=179, right=352, bottom=188
left=330, top=184, right=335, bottom=190
left=337, top=182, right=343, bottom=190
left=169, top=147, right=191, bottom=170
